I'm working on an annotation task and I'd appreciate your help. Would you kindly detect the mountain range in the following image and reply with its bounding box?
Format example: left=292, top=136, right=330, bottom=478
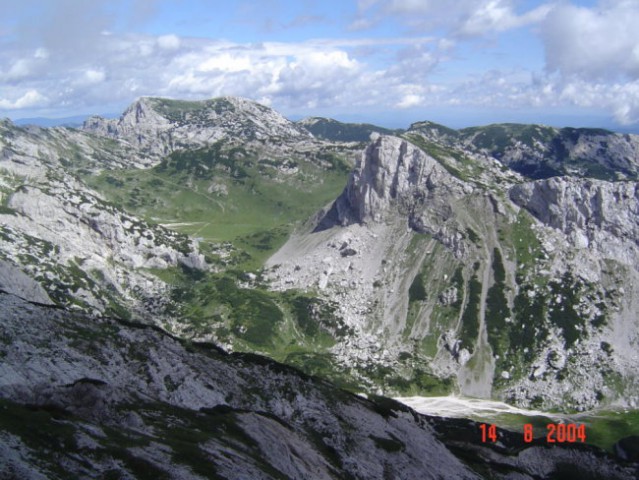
left=2, top=96, right=639, bottom=477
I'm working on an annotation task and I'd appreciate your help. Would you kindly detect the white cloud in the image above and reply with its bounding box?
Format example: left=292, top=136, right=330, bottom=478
left=555, top=78, right=639, bottom=125
left=7, top=59, right=33, bottom=80
left=541, top=1, right=639, bottom=79
left=157, top=34, right=180, bottom=50
left=2, top=48, right=50, bottom=81
left=0, top=90, right=48, bottom=109
left=459, top=1, right=553, bottom=36
left=198, top=53, right=253, bottom=73
left=83, top=69, right=106, bottom=84
left=397, top=93, right=423, bottom=108
left=1, top=1, right=639, bottom=128
left=353, top=0, right=552, bottom=36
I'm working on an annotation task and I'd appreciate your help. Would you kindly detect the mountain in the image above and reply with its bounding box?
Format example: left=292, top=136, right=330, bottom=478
left=268, top=130, right=639, bottom=412
left=3, top=96, right=639, bottom=475
left=1, top=290, right=637, bottom=479
left=0, top=97, right=358, bottom=340
left=298, top=117, right=403, bottom=142
left=84, top=97, right=312, bottom=159
left=4, top=98, right=639, bottom=409
left=411, top=121, right=639, bottom=180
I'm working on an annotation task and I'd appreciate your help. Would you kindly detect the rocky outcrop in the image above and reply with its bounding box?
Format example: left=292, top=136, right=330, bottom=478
left=1, top=291, right=636, bottom=480
left=510, top=177, right=639, bottom=251
left=0, top=172, right=204, bottom=318
left=317, top=135, right=469, bottom=237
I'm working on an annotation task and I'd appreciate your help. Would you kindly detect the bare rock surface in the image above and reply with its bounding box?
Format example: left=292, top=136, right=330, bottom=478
left=0, top=291, right=636, bottom=479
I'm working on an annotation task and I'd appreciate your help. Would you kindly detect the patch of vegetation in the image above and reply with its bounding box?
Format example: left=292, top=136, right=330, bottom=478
left=409, top=121, right=459, bottom=138
left=510, top=285, right=547, bottom=363
left=0, top=205, right=17, bottom=215
left=408, top=273, right=427, bottom=303
left=212, top=277, right=283, bottom=347
left=286, top=292, right=351, bottom=340
left=485, top=248, right=511, bottom=359
left=283, top=352, right=362, bottom=391
left=302, top=117, right=401, bottom=142
left=547, top=272, right=587, bottom=347
left=580, top=409, right=639, bottom=452
left=148, top=97, right=236, bottom=124
left=458, top=266, right=482, bottom=353
left=83, top=141, right=349, bottom=271
left=465, top=227, right=480, bottom=245
left=386, top=369, right=454, bottom=396
left=403, top=134, right=467, bottom=180
left=511, top=210, right=544, bottom=268
left=369, top=434, right=405, bottom=453
left=462, top=124, right=515, bottom=151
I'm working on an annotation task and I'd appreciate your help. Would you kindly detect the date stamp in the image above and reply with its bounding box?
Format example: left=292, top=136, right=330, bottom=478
left=480, top=423, right=587, bottom=444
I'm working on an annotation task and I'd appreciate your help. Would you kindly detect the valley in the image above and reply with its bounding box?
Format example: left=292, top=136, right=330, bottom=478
left=2, top=96, right=639, bottom=477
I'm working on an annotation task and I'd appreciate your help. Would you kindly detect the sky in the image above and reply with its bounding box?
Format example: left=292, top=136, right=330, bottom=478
left=1, top=0, right=639, bottom=130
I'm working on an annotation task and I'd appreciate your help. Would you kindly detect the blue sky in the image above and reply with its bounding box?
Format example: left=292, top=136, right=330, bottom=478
left=1, top=0, right=638, bottom=130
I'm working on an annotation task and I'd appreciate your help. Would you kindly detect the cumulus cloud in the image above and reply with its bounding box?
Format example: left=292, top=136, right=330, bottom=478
left=82, top=69, right=106, bottom=85
left=157, top=34, right=180, bottom=50
left=1, top=0, right=639, bottom=128
left=556, top=78, right=639, bottom=125
left=352, top=0, right=552, bottom=36
left=459, top=1, right=553, bottom=36
left=0, top=89, right=47, bottom=109
left=1, top=49, right=50, bottom=82
left=541, top=1, right=639, bottom=79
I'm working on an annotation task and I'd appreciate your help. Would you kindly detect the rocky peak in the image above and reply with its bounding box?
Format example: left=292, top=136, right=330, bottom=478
left=317, top=135, right=467, bottom=230
left=83, top=96, right=311, bottom=160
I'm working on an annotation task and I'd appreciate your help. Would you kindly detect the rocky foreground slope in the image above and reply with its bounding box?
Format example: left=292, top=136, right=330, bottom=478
left=1, top=290, right=637, bottom=479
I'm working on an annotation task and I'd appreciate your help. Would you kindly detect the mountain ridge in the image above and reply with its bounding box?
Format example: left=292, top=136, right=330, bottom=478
left=3, top=96, right=639, bottom=411
left=3, top=96, right=639, bottom=476
left=82, top=96, right=312, bottom=160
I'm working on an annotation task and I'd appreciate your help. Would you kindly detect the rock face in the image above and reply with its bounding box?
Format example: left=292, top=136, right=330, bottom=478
left=510, top=177, right=639, bottom=255
left=1, top=291, right=636, bottom=480
left=0, top=260, right=53, bottom=305
left=318, top=135, right=467, bottom=229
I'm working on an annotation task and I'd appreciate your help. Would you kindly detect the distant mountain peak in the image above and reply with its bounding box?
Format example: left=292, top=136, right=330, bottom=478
left=83, top=95, right=311, bottom=159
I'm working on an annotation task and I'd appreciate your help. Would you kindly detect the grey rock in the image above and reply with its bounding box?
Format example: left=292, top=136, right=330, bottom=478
left=1, top=291, right=636, bottom=479
left=0, top=260, right=53, bottom=305
left=83, top=96, right=312, bottom=161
